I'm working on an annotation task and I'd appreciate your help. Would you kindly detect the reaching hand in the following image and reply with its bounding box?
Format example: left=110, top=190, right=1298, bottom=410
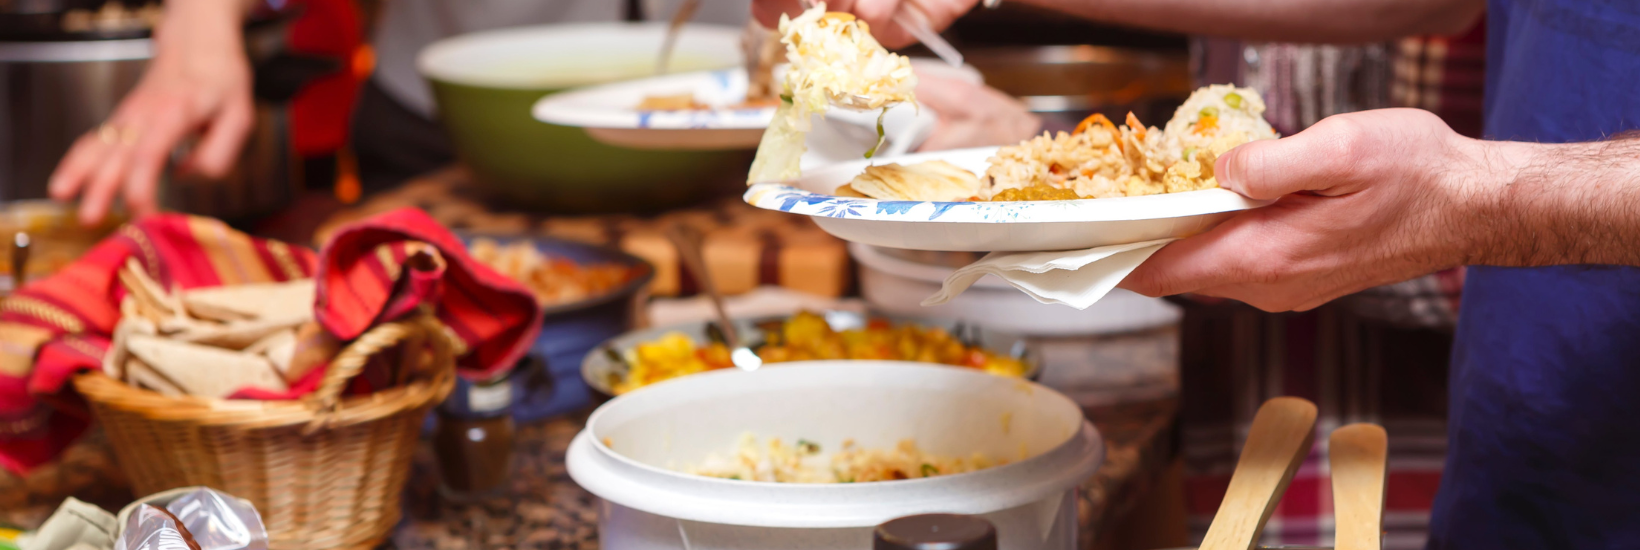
left=48, top=2, right=253, bottom=226
left=914, top=74, right=1040, bottom=151
left=752, top=0, right=978, bottom=49
left=1119, top=108, right=1496, bottom=311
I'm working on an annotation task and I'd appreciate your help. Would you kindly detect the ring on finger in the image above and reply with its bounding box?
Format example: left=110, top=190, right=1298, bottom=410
left=95, top=123, right=140, bottom=146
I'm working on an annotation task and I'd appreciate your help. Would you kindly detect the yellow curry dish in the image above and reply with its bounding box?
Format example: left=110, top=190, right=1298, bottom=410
left=608, top=311, right=1030, bottom=395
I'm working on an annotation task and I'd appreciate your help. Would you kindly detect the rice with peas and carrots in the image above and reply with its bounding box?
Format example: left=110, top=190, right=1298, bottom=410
left=684, top=433, right=1002, bottom=483
left=980, top=84, right=1280, bottom=201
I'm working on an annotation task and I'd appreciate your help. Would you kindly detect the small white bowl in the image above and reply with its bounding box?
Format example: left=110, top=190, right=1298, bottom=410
left=567, top=362, right=1102, bottom=550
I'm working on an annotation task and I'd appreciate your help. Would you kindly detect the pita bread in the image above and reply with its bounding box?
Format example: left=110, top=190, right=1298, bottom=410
left=125, top=334, right=288, bottom=398
left=105, top=315, right=157, bottom=382
left=284, top=321, right=341, bottom=383
left=124, top=356, right=185, bottom=396
left=181, top=279, right=315, bottom=323
left=245, top=328, right=298, bottom=377
left=171, top=316, right=306, bottom=350
left=845, top=160, right=981, bottom=202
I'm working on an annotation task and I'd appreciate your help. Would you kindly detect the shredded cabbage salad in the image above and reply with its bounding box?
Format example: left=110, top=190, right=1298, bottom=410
left=746, top=3, right=917, bottom=184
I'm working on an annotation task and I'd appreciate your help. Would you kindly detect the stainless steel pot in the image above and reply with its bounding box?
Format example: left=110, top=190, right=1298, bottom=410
left=0, top=9, right=310, bottom=223
left=964, top=45, right=1191, bottom=131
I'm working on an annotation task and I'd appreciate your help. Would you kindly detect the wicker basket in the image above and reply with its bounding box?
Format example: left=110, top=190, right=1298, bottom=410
left=74, top=313, right=457, bottom=550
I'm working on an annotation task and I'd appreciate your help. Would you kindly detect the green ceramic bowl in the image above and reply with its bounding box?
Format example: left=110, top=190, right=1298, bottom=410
left=418, top=23, right=751, bottom=213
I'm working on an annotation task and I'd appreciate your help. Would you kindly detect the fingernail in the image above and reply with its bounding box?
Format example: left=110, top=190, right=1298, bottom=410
left=1215, top=151, right=1240, bottom=192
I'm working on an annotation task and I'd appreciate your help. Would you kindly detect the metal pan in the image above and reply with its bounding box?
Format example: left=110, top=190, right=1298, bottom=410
left=581, top=310, right=1041, bottom=397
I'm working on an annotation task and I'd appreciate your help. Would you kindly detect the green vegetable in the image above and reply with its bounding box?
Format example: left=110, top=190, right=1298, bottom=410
left=863, top=108, right=889, bottom=159
left=780, top=93, right=793, bottom=104
left=1199, top=106, right=1219, bottom=119
left=1224, top=92, right=1243, bottom=109
left=797, top=439, right=822, bottom=454
left=729, top=475, right=742, bottom=480
left=921, top=463, right=939, bottom=477
left=1183, top=147, right=1196, bottom=161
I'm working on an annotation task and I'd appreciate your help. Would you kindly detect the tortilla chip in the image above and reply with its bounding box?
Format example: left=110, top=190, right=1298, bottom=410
left=124, top=357, right=185, bottom=397
left=833, top=184, right=869, bottom=198
left=105, top=315, right=157, bottom=382
left=245, top=328, right=298, bottom=377
left=285, top=321, right=341, bottom=384
left=181, top=279, right=315, bottom=323
left=847, top=160, right=981, bottom=202
left=171, top=316, right=306, bottom=350
left=125, top=334, right=287, bottom=398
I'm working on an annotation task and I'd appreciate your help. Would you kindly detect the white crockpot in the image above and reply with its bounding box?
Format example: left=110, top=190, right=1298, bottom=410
left=567, top=362, right=1103, bottom=550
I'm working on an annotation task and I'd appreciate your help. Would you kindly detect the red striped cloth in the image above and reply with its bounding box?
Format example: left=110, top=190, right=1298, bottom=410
left=0, top=209, right=540, bottom=475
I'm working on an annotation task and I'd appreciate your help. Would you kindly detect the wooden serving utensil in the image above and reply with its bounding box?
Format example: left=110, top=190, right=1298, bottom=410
left=1199, top=397, right=1318, bottom=550
left=1330, top=423, right=1389, bottom=550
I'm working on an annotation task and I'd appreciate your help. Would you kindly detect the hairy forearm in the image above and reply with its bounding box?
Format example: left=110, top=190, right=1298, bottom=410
left=1017, top=0, right=1483, bottom=43
left=1461, top=138, right=1640, bottom=268
left=154, top=0, right=252, bottom=51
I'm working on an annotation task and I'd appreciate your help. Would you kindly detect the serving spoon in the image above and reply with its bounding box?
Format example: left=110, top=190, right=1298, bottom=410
left=1199, top=397, right=1318, bottom=550
left=665, top=223, right=762, bottom=371
left=1330, top=423, right=1388, bottom=550
left=655, top=0, right=704, bottom=75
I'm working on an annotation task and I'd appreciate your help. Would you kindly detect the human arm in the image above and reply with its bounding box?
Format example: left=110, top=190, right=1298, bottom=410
left=914, top=73, right=1041, bottom=151
left=1116, top=108, right=1640, bottom=312
left=754, top=0, right=1484, bottom=48
left=48, top=0, right=259, bottom=225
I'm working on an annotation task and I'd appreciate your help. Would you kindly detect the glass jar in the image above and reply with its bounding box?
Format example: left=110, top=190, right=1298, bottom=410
left=432, top=375, right=515, bottom=502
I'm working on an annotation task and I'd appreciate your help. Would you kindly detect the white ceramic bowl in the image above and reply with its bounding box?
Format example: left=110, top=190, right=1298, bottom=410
left=567, top=362, right=1103, bottom=550
left=743, top=147, right=1271, bottom=252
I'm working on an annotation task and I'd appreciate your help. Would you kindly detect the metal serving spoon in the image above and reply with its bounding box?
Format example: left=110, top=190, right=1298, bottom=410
left=655, top=0, right=704, bottom=75
left=665, top=223, right=762, bottom=371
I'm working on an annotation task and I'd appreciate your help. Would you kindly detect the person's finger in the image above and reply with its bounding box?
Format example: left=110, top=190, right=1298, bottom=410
left=180, top=95, right=253, bottom=179
left=751, top=0, right=806, bottom=28
left=121, top=99, right=199, bottom=217
left=1117, top=214, right=1266, bottom=298
left=48, top=133, right=108, bottom=203
left=851, top=0, right=919, bottom=48
left=912, top=73, right=967, bottom=111
left=79, top=133, right=138, bottom=226
left=1215, top=116, right=1368, bottom=200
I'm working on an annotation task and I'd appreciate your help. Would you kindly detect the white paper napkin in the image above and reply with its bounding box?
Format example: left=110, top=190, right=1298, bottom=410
left=921, top=238, right=1177, bottom=310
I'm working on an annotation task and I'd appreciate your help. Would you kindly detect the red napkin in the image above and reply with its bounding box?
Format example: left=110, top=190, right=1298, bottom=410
left=0, top=209, right=541, bottom=476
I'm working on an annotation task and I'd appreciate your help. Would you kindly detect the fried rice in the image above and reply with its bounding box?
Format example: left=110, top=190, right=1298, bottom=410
left=685, top=433, right=1001, bottom=483
left=977, top=85, right=1277, bottom=201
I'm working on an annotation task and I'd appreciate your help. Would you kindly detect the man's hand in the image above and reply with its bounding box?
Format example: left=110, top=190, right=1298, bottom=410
left=1119, top=109, right=1497, bottom=311
left=48, top=0, right=253, bottom=226
left=752, top=0, right=977, bottom=49
left=915, top=74, right=1040, bottom=151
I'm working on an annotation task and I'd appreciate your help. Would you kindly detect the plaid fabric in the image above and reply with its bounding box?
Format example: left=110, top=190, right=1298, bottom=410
left=1178, top=301, right=1450, bottom=550
left=1391, top=20, right=1488, bottom=139
left=1180, top=21, right=1485, bottom=547
left=0, top=209, right=541, bottom=476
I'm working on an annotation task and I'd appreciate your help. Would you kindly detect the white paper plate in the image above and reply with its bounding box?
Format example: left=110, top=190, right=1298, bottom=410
left=531, top=60, right=981, bottom=154
left=531, top=68, right=771, bottom=150
left=743, top=147, right=1273, bottom=252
